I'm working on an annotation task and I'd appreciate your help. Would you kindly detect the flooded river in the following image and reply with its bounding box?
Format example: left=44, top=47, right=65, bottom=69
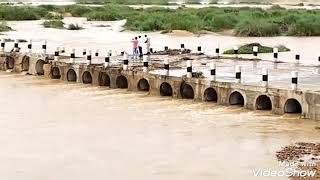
left=0, top=3, right=320, bottom=179
left=3, top=17, right=320, bottom=65
left=0, top=72, right=319, bottom=180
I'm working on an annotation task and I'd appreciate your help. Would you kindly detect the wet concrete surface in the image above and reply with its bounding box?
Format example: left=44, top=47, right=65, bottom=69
left=53, top=52, right=320, bottom=92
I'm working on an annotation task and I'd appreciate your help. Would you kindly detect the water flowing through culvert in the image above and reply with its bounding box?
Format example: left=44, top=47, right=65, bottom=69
left=0, top=1, right=319, bottom=179
left=0, top=71, right=319, bottom=180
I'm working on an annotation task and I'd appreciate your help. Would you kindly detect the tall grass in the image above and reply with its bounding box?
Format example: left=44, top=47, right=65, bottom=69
left=121, top=6, right=320, bottom=36
left=77, top=0, right=169, bottom=5
left=0, top=4, right=319, bottom=36
left=74, top=0, right=273, bottom=5
left=0, top=6, right=41, bottom=20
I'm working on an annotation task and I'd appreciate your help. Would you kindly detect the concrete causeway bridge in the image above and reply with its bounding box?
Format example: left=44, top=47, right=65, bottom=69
left=1, top=40, right=320, bottom=121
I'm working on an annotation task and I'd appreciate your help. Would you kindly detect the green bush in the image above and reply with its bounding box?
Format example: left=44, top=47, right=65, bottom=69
left=103, top=0, right=169, bottom=4
left=288, top=15, right=320, bottom=36
left=235, top=19, right=280, bottom=36
left=0, top=6, right=40, bottom=20
left=203, top=14, right=238, bottom=31
left=42, top=20, right=64, bottom=29
left=64, top=5, right=93, bottom=17
left=0, top=21, right=12, bottom=32
left=44, top=13, right=63, bottom=20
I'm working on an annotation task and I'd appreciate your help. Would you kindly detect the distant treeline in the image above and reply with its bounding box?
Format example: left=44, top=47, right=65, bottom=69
left=77, top=0, right=169, bottom=5
left=75, top=0, right=273, bottom=5
left=0, top=4, right=319, bottom=36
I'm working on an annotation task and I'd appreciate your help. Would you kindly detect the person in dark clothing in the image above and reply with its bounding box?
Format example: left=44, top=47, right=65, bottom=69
left=138, top=36, right=143, bottom=58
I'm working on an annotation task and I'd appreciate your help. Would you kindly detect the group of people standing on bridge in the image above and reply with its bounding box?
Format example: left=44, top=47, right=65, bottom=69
left=131, top=35, right=150, bottom=60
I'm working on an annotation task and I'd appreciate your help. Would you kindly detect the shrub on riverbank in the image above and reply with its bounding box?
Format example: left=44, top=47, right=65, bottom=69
left=42, top=20, right=64, bottom=29
left=0, top=21, right=12, bottom=32
left=0, top=6, right=41, bottom=20
left=75, top=0, right=217, bottom=5
left=67, top=23, right=83, bottom=30
left=84, top=5, right=320, bottom=36
left=44, top=13, right=63, bottom=20
left=235, top=19, right=281, bottom=36
left=76, top=0, right=169, bottom=5
left=223, top=43, right=290, bottom=54
left=288, top=15, right=320, bottom=36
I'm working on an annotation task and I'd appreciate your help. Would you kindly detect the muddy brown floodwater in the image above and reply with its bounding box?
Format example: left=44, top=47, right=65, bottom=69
left=3, top=17, right=320, bottom=65
left=1, top=5, right=320, bottom=179
left=0, top=71, right=319, bottom=180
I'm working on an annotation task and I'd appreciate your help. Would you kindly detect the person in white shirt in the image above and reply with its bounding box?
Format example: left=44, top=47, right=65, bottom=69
left=144, top=35, right=150, bottom=54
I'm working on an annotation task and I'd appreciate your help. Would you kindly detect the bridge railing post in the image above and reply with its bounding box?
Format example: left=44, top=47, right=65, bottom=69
left=164, top=58, right=169, bottom=76
left=42, top=40, right=47, bottom=55
left=87, top=50, right=92, bottom=65
left=82, top=49, right=86, bottom=57
left=197, top=45, right=201, bottom=54
left=95, top=49, right=99, bottom=57
left=1, top=39, right=5, bottom=52
left=28, top=39, right=32, bottom=54
left=295, top=52, right=300, bottom=64
left=210, top=62, right=216, bottom=81
left=104, top=52, right=110, bottom=68
left=291, top=71, right=298, bottom=90
left=253, top=46, right=258, bottom=58
left=54, top=47, right=59, bottom=62
left=70, top=49, right=75, bottom=64
left=180, top=43, right=185, bottom=52
left=273, top=47, right=278, bottom=62
left=186, top=60, right=192, bottom=78
left=143, top=55, right=149, bottom=72
left=61, top=47, right=65, bottom=54
left=262, top=68, right=268, bottom=87
left=14, top=39, right=19, bottom=52
left=123, top=52, right=128, bottom=70
left=235, top=65, right=241, bottom=83
left=215, top=46, right=220, bottom=57
left=233, top=46, right=238, bottom=59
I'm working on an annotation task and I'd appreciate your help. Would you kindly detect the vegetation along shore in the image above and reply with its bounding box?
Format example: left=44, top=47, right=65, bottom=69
left=0, top=4, right=319, bottom=36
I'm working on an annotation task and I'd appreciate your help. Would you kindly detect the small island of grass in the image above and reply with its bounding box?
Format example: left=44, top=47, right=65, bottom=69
left=223, top=43, right=290, bottom=54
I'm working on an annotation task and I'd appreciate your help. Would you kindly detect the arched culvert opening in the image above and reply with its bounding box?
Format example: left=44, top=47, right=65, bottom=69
left=284, top=98, right=302, bottom=114
left=22, top=56, right=29, bottom=71
left=204, top=88, right=218, bottom=102
left=35, top=59, right=45, bottom=75
left=98, top=72, right=110, bottom=86
left=229, top=91, right=244, bottom=106
left=180, top=83, right=194, bottom=99
left=137, top=78, right=150, bottom=91
left=6, top=56, right=14, bottom=69
left=51, top=67, right=61, bottom=79
left=255, top=95, right=272, bottom=110
left=116, top=75, right=128, bottom=89
left=67, top=69, right=77, bottom=82
left=82, top=71, right=92, bottom=84
left=160, top=82, right=173, bottom=96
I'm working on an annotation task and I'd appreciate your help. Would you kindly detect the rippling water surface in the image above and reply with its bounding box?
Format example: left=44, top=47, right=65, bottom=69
left=3, top=17, right=320, bottom=66
left=0, top=2, right=320, bottom=179
left=0, top=72, right=319, bottom=180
